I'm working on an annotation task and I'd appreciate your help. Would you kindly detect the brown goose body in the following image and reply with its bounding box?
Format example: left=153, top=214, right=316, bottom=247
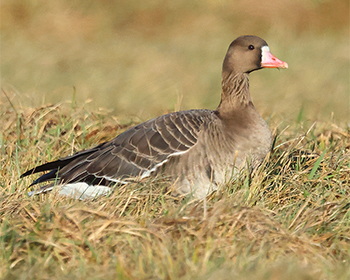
left=21, top=35, right=288, bottom=199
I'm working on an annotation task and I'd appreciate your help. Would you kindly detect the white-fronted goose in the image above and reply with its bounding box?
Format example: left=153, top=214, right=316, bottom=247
left=21, top=35, right=288, bottom=199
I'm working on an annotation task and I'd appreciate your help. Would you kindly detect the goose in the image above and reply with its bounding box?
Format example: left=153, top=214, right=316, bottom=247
left=21, top=35, right=288, bottom=199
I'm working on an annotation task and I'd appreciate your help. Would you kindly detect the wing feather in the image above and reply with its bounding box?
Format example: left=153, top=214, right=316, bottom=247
left=22, top=109, right=214, bottom=188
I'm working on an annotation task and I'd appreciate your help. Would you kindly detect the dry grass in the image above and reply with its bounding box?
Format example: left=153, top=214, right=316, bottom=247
left=1, top=101, right=350, bottom=279
left=1, top=0, right=349, bottom=121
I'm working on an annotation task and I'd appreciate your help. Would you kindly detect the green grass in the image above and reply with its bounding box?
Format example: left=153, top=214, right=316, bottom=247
left=1, top=101, right=350, bottom=279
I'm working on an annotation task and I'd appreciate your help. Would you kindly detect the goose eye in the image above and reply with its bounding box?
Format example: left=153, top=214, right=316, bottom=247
left=248, top=45, right=255, bottom=50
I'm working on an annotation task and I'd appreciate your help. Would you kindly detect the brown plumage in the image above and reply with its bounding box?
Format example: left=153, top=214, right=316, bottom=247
left=21, top=35, right=288, bottom=199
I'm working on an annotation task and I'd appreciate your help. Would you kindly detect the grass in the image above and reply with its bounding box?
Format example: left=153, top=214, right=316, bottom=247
left=1, top=100, right=350, bottom=279
left=1, top=0, right=349, bottom=121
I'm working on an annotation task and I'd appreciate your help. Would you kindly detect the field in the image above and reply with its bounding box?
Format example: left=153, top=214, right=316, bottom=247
left=1, top=0, right=350, bottom=279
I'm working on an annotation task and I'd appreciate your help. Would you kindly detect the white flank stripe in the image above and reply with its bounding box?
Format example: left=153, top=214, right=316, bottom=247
left=139, top=149, right=189, bottom=180
left=95, top=176, right=129, bottom=185
left=168, top=150, right=189, bottom=157
left=140, top=159, right=168, bottom=179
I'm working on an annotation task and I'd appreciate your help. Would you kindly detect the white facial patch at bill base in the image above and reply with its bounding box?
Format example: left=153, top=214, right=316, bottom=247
left=261, top=46, right=271, bottom=63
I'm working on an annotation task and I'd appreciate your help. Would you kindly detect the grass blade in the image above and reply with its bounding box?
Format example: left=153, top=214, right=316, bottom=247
left=308, top=149, right=327, bottom=180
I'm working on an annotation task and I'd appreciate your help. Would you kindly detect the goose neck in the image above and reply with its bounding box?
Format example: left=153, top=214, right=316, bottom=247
left=217, top=72, right=252, bottom=115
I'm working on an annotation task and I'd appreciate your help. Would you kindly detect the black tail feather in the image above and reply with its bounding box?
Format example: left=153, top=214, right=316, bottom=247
left=29, top=169, right=58, bottom=186
left=20, top=147, right=101, bottom=178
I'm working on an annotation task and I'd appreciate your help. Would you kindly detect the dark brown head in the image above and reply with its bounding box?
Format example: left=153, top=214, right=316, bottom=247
left=222, top=35, right=288, bottom=76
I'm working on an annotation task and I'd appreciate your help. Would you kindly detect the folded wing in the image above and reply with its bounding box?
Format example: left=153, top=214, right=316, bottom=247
left=22, top=109, right=211, bottom=187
